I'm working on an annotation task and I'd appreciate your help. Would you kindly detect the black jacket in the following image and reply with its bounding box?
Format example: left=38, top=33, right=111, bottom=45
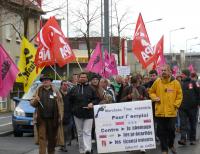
left=68, top=83, right=99, bottom=119
left=143, top=80, right=155, bottom=89
left=60, top=90, right=72, bottom=125
left=180, top=77, right=200, bottom=109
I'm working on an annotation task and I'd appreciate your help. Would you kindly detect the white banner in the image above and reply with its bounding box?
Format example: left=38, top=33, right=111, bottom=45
left=117, top=66, right=130, bottom=76
left=94, top=100, right=156, bottom=153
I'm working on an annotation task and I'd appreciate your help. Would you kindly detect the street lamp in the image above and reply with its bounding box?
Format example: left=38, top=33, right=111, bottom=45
left=169, top=27, right=185, bottom=54
left=186, top=37, right=198, bottom=53
left=113, top=17, right=162, bottom=65
left=121, top=18, right=163, bottom=32
left=188, top=43, right=200, bottom=64
left=185, top=37, right=198, bottom=66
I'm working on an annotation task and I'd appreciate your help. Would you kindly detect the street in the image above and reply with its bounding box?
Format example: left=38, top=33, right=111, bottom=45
left=0, top=113, right=200, bottom=154
left=0, top=112, right=12, bottom=136
left=0, top=133, right=200, bottom=154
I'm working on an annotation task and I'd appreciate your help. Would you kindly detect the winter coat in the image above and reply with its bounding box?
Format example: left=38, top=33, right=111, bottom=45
left=180, top=77, right=200, bottom=109
left=60, top=90, right=72, bottom=125
left=68, top=83, right=99, bottom=119
left=30, top=84, right=64, bottom=146
left=148, top=77, right=183, bottom=117
left=90, top=85, right=113, bottom=104
left=120, top=85, right=141, bottom=102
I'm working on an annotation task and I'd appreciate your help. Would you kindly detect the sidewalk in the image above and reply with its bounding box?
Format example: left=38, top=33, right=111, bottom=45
left=0, top=111, right=12, bottom=116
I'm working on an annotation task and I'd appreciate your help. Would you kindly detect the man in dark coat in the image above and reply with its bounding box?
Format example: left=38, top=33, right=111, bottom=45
left=68, top=72, right=98, bottom=154
left=178, top=69, right=200, bottom=145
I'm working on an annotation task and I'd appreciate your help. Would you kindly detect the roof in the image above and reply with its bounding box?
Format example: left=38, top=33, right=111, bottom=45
left=4, top=0, right=44, bottom=14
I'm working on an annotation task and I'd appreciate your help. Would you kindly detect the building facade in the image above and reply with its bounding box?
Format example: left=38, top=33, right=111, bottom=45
left=0, top=0, right=43, bottom=111
left=0, top=0, right=43, bottom=62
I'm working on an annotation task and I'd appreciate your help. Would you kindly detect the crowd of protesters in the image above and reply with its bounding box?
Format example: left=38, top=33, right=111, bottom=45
left=31, top=64, right=200, bottom=154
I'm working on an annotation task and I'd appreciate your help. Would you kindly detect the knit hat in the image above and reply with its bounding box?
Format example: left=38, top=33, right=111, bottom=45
left=90, top=73, right=100, bottom=80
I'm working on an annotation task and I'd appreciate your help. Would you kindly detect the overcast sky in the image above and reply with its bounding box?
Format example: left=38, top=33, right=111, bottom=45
left=42, top=0, right=200, bottom=53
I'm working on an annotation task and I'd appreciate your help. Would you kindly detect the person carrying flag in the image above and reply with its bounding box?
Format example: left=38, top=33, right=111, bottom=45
left=30, top=74, right=64, bottom=154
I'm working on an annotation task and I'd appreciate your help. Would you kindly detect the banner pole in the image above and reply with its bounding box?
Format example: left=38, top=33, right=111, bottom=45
left=49, top=65, right=62, bottom=80
left=75, top=58, right=83, bottom=72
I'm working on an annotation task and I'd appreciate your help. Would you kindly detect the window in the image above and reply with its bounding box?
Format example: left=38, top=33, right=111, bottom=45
left=5, top=25, right=12, bottom=41
left=79, top=43, right=87, bottom=50
left=15, top=15, right=22, bottom=43
left=34, top=19, right=38, bottom=35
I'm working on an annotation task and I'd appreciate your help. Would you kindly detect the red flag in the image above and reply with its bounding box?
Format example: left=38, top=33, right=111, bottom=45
left=153, top=36, right=165, bottom=69
left=35, top=16, right=75, bottom=70
left=0, top=44, right=19, bottom=97
left=132, top=13, right=156, bottom=68
left=52, top=33, right=75, bottom=67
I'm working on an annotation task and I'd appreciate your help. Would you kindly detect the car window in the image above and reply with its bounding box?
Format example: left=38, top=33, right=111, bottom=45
left=22, top=81, right=61, bottom=100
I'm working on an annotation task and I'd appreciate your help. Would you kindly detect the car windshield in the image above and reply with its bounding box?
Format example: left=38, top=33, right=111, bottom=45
left=22, top=81, right=61, bottom=100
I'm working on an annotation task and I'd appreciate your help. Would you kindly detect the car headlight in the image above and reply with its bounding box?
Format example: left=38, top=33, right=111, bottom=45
left=14, top=107, right=25, bottom=117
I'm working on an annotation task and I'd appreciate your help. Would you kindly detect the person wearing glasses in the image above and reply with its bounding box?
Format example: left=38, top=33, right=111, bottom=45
left=149, top=65, right=183, bottom=154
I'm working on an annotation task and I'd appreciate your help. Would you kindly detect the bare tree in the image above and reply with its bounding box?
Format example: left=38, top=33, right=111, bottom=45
left=113, top=2, right=129, bottom=64
left=72, top=0, right=100, bottom=60
left=0, top=0, right=66, bottom=41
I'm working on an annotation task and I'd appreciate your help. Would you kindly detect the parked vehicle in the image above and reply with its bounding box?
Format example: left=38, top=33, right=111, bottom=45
left=12, top=80, right=61, bottom=137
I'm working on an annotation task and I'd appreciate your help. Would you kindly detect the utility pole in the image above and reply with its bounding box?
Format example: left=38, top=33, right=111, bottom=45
left=66, top=0, right=69, bottom=77
left=103, top=0, right=109, bottom=52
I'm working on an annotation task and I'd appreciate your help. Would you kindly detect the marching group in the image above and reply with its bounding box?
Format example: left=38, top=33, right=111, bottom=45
left=30, top=64, right=200, bottom=154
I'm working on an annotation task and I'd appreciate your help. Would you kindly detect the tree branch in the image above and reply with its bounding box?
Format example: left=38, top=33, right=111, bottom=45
left=0, top=23, right=22, bottom=40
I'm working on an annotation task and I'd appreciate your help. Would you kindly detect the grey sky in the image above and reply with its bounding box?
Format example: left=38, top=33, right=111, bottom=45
left=42, top=0, right=200, bottom=53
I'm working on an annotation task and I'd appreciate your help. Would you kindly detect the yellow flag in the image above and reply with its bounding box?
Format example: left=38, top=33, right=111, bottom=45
left=16, top=37, right=43, bottom=92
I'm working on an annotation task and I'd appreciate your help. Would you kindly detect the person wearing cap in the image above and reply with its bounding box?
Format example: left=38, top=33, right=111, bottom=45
left=149, top=64, right=183, bottom=154
left=178, top=69, right=200, bottom=146
left=90, top=74, right=113, bottom=104
left=30, top=74, right=64, bottom=154
left=68, top=72, right=98, bottom=154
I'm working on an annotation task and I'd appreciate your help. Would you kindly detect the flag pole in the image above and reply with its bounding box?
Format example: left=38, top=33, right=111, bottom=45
left=49, top=65, right=62, bottom=80
left=75, top=58, right=83, bottom=72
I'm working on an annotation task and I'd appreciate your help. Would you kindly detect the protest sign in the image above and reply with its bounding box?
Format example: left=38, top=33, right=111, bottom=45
left=94, top=100, right=156, bottom=153
left=117, top=66, right=130, bottom=76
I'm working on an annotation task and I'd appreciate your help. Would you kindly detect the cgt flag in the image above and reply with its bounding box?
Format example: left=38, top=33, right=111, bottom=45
left=35, top=16, right=75, bottom=70
left=16, top=37, right=43, bottom=92
left=0, top=44, right=19, bottom=97
left=153, top=36, right=165, bottom=70
left=132, top=13, right=156, bottom=68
